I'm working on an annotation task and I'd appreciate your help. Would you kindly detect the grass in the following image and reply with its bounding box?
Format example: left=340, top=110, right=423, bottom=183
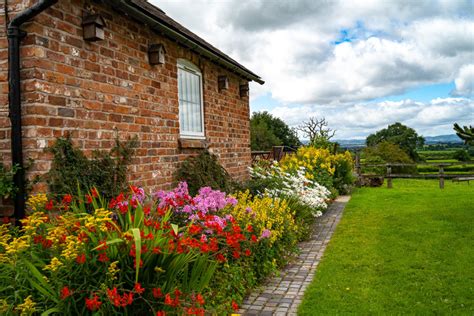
left=298, top=179, right=474, bottom=315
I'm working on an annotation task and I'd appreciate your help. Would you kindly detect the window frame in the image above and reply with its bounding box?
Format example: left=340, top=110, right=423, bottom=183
left=177, top=59, right=205, bottom=139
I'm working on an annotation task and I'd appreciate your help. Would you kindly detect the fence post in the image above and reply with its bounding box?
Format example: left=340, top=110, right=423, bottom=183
left=355, top=151, right=361, bottom=177
left=439, top=165, right=444, bottom=189
left=272, top=146, right=284, bottom=161
left=387, top=164, right=393, bottom=188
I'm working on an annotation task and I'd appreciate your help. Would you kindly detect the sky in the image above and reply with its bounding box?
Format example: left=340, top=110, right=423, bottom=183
left=153, top=0, right=474, bottom=139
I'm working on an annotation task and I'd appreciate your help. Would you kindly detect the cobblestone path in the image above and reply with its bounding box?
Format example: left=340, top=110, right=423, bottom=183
left=238, top=195, right=350, bottom=316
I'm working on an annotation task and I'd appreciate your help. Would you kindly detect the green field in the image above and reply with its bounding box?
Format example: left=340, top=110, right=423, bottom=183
left=299, top=179, right=474, bottom=315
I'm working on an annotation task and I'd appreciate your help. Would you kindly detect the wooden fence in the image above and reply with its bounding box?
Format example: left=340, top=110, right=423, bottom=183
left=251, top=146, right=297, bottom=163
left=355, top=154, right=474, bottom=189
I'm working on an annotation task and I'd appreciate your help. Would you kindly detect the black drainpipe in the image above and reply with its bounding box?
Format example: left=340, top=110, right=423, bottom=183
left=7, top=0, right=57, bottom=224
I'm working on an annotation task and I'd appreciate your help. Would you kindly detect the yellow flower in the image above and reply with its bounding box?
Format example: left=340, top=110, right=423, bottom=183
left=26, top=194, right=48, bottom=212
left=15, top=295, right=36, bottom=316
left=107, top=261, right=120, bottom=281
left=43, top=257, right=63, bottom=272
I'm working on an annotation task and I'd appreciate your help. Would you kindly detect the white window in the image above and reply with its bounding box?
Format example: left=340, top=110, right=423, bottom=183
left=177, top=59, right=204, bottom=138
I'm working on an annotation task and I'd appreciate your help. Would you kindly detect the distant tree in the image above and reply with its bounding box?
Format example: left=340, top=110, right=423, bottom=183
left=453, top=149, right=471, bottom=162
left=297, top=117, right=335, bottom=149
left=250, top=112, right=300, bottom=151
left=453, top=123, right=474, bottom=145
left=363, top=141, right=416, bottom=174
left=366, top=122, right=424, bottom=161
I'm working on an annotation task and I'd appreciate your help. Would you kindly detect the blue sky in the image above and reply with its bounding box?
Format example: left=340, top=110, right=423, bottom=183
left=156, top=0, right=473, bottom=139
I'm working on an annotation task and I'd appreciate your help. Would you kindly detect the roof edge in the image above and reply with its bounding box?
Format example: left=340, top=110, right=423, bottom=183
left=106, top=0, right=264, bottom=85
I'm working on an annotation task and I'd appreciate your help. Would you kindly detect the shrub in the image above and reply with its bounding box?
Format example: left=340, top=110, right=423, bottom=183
left=279, top=146, right=354, bottom=194
left=453, top=149, right=471, bottom=162
left=363, top=141, right=417, bottom=175
left=0, top=163, right=19, bottom=199
left=46, top=136, right=137, bottom=199
left=249, top=163, right=331, bottom=215
left=175, top=151, right=234, bottom=196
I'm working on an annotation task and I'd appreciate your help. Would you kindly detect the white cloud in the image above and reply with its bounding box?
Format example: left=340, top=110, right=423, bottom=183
left=153, top=0, right=473, bottom=136
left=452, top=64, right=474, bottom=97
left=268, top=98, right=474, bottom=138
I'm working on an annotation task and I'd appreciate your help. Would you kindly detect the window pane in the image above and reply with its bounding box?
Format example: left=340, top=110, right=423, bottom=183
left=178, top=67, right=203, bottom=135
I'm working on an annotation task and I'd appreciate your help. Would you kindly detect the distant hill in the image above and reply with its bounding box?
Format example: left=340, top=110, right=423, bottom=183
left=424, top=134, right=462, bottom=144
left=325, top=134, right=463, bottom=149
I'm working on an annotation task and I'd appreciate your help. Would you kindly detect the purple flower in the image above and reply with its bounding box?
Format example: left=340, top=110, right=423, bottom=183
left=260, top=229, right=271, bottom=239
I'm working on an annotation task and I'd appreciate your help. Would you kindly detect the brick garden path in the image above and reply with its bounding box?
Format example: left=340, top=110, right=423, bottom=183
left=238, top=195, right=351, bottom=316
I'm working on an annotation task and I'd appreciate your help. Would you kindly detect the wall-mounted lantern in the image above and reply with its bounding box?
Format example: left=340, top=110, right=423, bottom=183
left=239, top=83, right=249, bottom=98
left=82, top=14, right=106, bottom=41
left=218, top=76, right=229, bottom=91
left=148, top=44, right=166, bottom=65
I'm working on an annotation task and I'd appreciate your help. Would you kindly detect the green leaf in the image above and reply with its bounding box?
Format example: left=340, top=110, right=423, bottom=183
left=91, top=238, right=124, bottom=251
left=41, top=307, right=61, bottom=316
left=171, top=224, right=179, bottom=235
left=131, top=228, right=142, bottom=283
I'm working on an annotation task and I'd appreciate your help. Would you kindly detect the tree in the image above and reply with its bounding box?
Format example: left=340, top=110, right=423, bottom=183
left=453, top=123, right=474, bottom=145
left=297, top=117, right=335, bottom=148
left=366, top=122, right=424, bottom=161
left=250, top=111, right=300, bottom=151
left=363, top=141, right=416, bottom=175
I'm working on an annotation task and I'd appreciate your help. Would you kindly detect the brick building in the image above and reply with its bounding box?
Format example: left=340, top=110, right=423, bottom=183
left=0, top=0, right=263, bottom=217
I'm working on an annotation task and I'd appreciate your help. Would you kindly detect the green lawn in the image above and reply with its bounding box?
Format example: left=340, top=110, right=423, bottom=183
left=299, top=179, right=474, bottom=315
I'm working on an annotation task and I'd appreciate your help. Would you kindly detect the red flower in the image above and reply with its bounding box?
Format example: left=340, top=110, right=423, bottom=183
left=91, top=188, right=99, bottom=198
left=62, top=194, right=72, bottom=205
left=152, top=246, right=161, bottom=254
left=45, top=200, right=54, bottom=211
left=189, top=224, right=202, bottom=234
left=121, top=292, right=134, bottom=307
left=98, top=252, right=109, bottom=262
left=164, top=293, right=173, bottom=306
left=216, top=253, right=226, bottom=263
left=134, top=283, right=145, bottom=294
left=107, top=287, right=121, bottom=307
left=85, top=194, right=93, bottom=204
left=245, top=249, right=252, bottom=256
left=251, top=235, right=257, bottom=243
left=60, top=286, right=72, bottom=300
left=232, top=250, right=240, bottom=259
left=152, top=287, right=163, bottom=298
left=85, top=295, right=102, bottom=311
left=196, top=293, right=205, bottom=305
left=246, top=224, right=253, bottom=232
left=231, top=300, right=239, bottom=311
left=156, top=311, right=166, bottom=316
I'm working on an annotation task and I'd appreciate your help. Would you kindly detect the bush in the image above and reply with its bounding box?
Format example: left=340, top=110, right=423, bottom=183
left=46, top=136, right=137, bottom=199
left=0, top=162, right=19, bottom=199
left=279, top=146, right=354, bottom=194
left=175, top=151, right=234, bottom=196
left=453, top=149, right=471, bottom=162
left=363, top=141, right=417, bottom=175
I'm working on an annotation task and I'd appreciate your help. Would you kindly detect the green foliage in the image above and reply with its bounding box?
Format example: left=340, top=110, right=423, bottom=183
left=453, top=149, right=471, bottom=161
left=0, top=162, right=19, bottom=199
left=46, top=136, right=137, bottom=198
left=366, top=122, right=425, bottom=161
left=250, top=111, right=301, bottom=150
left=299, top=180, right=474, bottom=315
left=453, top=123, right=474, bottom=145
left=363, top=141, right=416, bottom=175
left=175, top=151, right=234, bottom=196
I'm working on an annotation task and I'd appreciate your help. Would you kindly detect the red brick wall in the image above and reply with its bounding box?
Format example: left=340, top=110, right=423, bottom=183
left=0, top=0, right=252, bottom=201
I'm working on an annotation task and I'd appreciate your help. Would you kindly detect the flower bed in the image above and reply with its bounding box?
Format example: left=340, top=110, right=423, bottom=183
left=0, top=180, right=323, bottom=315
left=0, top=145, right=346, bottom=315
